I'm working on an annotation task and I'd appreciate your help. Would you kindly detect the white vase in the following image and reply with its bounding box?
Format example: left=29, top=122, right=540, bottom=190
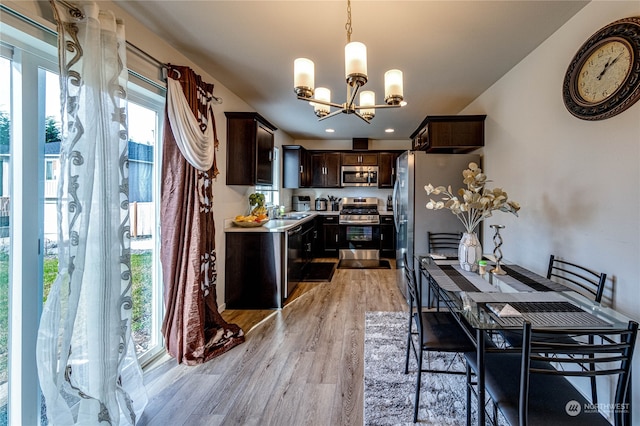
left=458, top=232, right=482, bottom=272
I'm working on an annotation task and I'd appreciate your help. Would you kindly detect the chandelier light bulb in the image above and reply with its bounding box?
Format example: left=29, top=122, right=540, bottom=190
left=384, top=69, right=404, bottom=105
left=359, top=90, right=375, bottom=120
left=294, top=58, right=315, bottom=98
left=345, top=41, right=368, bottom=87
left=313, top=87, right=331, bottom=117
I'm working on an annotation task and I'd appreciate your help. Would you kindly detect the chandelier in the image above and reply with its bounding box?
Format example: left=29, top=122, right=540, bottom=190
left=293, top=0, right=405, bottom=123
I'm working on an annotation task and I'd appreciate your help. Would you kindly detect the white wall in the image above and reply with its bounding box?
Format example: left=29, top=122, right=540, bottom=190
left=462, top=1, right=640, bottom=419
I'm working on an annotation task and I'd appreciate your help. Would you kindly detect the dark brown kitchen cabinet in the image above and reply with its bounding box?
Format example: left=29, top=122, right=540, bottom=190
left=225, top=232, right=283, bottom=308
left=225, top=112, right=277, bottom=185
left=410, top=115, right=485, bottom=153
left=378, top=151, right=399, bottom=188
left=282, top=145, right=310, bottom=188
left=380, top=215, right=395, bottom=257
left=310, top=152, right=341, bottom=188
left=319, top=215, right=340, bottom=257
left=341, top=152, right=378, bottom=166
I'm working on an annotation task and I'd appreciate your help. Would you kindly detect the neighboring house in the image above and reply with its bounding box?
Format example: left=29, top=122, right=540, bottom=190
left=42, top=140, right=154, bottom=238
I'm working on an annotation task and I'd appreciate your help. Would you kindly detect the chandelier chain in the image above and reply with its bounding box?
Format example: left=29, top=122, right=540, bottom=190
left=345, top=0, right=352, bottom=43
left=293, top=0, right=404, bottom=123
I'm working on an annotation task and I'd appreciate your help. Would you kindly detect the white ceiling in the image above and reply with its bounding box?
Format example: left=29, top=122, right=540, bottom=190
left=116, top=1, right=589, bottom=141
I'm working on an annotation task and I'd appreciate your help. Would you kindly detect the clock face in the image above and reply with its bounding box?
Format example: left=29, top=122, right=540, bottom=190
left=563, top=17, right=640, bottom=120
left=577, top=40, right=632, bottom=104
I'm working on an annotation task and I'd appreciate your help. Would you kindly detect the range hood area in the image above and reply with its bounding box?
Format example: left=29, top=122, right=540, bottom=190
left=352, top=138, right=369, bottom=150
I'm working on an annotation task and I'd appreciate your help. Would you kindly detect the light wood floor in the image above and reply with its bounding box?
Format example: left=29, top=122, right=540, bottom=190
left=139, top=259, right=407, bottom=425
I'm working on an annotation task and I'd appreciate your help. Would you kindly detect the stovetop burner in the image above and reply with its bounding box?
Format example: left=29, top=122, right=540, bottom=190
left=340, top=207, right=379, bottom=215
left=339, top=197, right=380, bottom=224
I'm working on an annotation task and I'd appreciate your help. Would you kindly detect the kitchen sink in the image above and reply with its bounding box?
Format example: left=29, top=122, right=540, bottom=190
left=280, top=213, right=311, bottom=220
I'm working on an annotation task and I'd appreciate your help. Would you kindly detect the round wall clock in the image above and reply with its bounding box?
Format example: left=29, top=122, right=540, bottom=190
left=563, top=16, right=640, bottom=120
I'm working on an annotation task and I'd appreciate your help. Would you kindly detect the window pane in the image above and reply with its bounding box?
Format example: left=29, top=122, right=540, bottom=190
left=128, top=101, right=159, bottom=359
left=43, top=70, right=60, bottom=301
left=0, top=55, right=10, bottom=426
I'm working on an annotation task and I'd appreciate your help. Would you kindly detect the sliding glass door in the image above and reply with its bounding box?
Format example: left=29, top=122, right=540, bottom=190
left=1, top=12, right=166, bottom=423
left=127, top=91, right=165, bottom=365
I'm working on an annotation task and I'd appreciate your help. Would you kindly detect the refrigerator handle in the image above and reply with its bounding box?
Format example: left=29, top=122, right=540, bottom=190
left=392, top=179, right=400, bottom=229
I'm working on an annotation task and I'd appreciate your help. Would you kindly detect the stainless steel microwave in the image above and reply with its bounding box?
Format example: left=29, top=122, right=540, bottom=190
left=341, top=165, right=379, bottom=187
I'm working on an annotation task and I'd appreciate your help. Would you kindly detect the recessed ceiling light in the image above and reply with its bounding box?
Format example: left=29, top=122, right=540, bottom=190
left=385, top=128, right=395, bottom=133
left=325, top=128, right=335, bottom=133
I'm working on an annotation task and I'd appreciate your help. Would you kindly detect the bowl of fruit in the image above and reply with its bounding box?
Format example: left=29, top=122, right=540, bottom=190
left=233, top=214, right=269, bottom=227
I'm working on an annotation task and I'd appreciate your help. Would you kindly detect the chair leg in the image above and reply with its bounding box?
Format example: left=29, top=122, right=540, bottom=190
left=588, top=335, right=598, bottom=405
left=414, top=348, right=423, bottom=423
left=405, top=312, right=413, bottom=374
left=466, top=364, right=472, bottom=426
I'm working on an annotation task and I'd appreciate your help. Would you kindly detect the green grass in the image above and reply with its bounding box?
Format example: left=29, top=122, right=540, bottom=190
left=130, top=252, right=152, bottom=333
left=0, top=251, right=153, bottom=384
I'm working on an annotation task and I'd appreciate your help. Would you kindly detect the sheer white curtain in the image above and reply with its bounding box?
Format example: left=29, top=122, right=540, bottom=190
left=37, top=1, right=147, bottom=424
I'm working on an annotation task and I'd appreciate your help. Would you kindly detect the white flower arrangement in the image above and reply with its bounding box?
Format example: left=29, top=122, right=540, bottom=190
left=424, top=162, right=520, bottom=233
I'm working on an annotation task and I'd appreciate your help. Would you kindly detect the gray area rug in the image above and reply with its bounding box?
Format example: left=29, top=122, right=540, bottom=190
left=364, top=311, right=480, bottom=425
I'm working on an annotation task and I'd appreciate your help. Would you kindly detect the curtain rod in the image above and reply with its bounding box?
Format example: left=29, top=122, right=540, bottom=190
left=57, top=0, right=165, bottom=70
left=57, top=0, right=223, bottom=104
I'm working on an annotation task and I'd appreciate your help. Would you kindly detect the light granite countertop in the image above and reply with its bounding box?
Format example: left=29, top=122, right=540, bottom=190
left=224, top=209, right=394, bottom=233
left=224, top=212, right=318, bottom=233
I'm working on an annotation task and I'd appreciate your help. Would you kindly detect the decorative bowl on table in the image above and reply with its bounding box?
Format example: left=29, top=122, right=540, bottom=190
left=232, top=217, right=270, bottom=228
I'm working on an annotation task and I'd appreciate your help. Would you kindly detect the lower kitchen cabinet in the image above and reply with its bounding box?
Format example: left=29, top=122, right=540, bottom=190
left=225, top=218, right=317, bottom=309
left=225, top=232, right=283, bottom=309
left=380, top=215, right=395, bottom=258
left=319, top=215, right=340, bottom=257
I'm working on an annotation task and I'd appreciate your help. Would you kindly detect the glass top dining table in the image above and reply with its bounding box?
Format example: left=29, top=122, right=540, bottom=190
left=417, top=255, right=634, bottom=426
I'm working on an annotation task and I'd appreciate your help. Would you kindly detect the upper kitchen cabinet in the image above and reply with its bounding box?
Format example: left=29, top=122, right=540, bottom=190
left=310, top=151, right=341, bottom=188
left=341, top=152, right=378, bottom=166
left=282, top=145, right=310, bottom=188
left=410, top=115, right=486, bottom=153
left=378, top=151, right=400, bottom=188
left=225, top=112, right=277, bottom=185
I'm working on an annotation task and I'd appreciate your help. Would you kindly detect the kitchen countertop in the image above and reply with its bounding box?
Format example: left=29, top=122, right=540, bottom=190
left=224, top=209, right=394, bottom=233
left=224, top=212, right=318, bottom=233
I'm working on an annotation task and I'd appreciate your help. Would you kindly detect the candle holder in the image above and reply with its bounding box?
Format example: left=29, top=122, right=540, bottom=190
left=490, top=224, right=507, bottom=275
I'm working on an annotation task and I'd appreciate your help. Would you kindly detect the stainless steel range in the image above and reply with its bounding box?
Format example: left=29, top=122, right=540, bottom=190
left=339, top=197, right=380, bottom=225
left=339, top=197, right=380, bottom=260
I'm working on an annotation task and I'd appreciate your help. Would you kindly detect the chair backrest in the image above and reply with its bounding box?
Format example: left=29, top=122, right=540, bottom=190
left=403, top=253, right=419, bottom=305
left=546, top=255, right=607, bottom=303
left=519, top=320, right=638, bottom=426
left=403, top=253, right=423, bottom=328
left=427, top=232, right=462, bottom=253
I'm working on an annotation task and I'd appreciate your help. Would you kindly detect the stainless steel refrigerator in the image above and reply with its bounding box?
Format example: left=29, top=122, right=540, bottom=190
left=392, top=151, right=480, bottom=300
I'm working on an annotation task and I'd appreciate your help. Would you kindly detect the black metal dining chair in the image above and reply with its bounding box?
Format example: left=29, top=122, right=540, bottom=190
left=502, top=254, right=609, bottom=404
left=547, top=254, right=607, bottom=303
left=427, top=231, right=463, bottom=254
left=403, top=253, right=476, bottom=422
left=465, top=320, right=638, bottom=426
left=549, top=254, right=609, bottom=405
left=425, top=231, right=462, bottom=307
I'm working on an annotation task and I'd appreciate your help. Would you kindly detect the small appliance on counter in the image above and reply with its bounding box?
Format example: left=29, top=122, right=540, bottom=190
left=292, top=195, right=311, bottom=212
left=387, top=195, right=393, bottom=211
left=315, top=197, right=328, bottom=211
